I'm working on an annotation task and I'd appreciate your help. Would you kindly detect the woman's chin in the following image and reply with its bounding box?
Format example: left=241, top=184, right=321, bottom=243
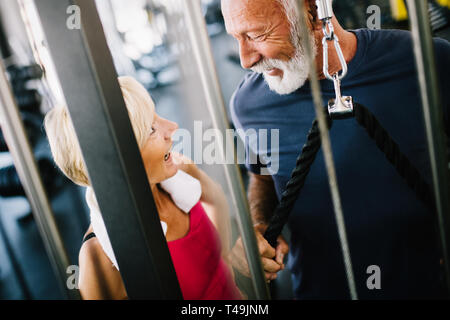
left=166, top=166, right=178, bottom=179
left=151, top=167, right=178, bottom=185
left=163, top=158, right=178, bottom=178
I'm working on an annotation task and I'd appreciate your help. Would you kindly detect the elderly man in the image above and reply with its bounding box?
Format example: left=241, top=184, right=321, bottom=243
left=223, top=0, right=450, bottom=299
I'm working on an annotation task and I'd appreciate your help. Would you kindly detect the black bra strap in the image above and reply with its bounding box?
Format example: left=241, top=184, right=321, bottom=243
left=82, top=232, right=96, bottom=243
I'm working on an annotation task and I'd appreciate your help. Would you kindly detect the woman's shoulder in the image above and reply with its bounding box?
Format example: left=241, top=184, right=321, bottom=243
left=189, top=201, right=204, bottom=214
left=189, top=201, right=212, bottom=228
left=79, top=232, right=102, bottom=263
left=189, top=201, right=221, bottom=245
left=79, top=229, right=116, bottom=281
left=79, top=226, right=114, bottom=270
left=78, top=227, right=127, bottom=299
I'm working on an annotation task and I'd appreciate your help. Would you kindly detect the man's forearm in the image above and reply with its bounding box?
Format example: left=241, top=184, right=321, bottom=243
left=247, top=173, right=278, bottom=228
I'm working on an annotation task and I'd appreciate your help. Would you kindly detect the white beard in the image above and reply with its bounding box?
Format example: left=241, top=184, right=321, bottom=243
left=251, top=34, right=317, bottom=95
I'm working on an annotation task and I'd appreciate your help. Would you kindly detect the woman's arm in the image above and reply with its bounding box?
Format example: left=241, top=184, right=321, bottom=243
left=196, top=169, right=232, bottom=259
left=174, top=153, right=232, bottom=259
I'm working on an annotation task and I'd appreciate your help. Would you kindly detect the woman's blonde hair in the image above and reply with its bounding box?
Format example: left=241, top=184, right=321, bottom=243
left=44, top=76, right=155, bottom=187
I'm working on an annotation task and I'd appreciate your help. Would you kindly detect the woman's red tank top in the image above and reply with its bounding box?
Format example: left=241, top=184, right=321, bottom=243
left=167, top=201, right=241, bottom=300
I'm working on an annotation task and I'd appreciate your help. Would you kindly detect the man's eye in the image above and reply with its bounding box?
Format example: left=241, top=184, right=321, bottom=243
left=249, top=34, right=265, bottom=41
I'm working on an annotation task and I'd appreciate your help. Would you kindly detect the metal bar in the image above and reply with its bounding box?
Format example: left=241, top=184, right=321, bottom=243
left=295, top=0, right=358, bottom=299
left=182, top=0, right=270, bottom=300
left=0, top=61, right=78, bottom=300
left=406, top=0, right=450, bottom=295
left=33, top=0, right=182, bottom=299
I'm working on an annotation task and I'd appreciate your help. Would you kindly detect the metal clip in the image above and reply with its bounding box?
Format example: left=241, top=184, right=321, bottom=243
left=315, top=0, right=334, bottom=21
left=327, top=75, right=353, bottom=119
left=322, top=34, right=348, bottom=81
left=317, top=0, right=353, bottom=119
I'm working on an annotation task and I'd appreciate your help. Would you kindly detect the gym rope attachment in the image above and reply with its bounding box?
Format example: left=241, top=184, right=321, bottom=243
left=264, top=112, right=331, bottom=249
left=264, top=103, right=435, bottom=248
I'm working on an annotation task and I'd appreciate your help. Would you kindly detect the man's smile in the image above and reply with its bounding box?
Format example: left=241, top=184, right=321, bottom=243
left=266, top=68, right=283, bottom=77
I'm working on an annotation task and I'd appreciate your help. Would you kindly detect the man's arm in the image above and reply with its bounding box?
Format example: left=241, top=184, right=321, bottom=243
left=248, top=173, right=289, bottom=267
left=229, top=172, right=289, bottom=281
left=248, top=172, right=278, bottom=226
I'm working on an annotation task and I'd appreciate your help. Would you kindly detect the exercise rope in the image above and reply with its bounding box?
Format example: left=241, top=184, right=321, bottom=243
left=263, top=102, right=435, bottom=248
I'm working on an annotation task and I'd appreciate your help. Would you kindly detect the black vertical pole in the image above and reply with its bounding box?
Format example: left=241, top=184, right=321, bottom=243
left=33, top=0, right=182, bottom=299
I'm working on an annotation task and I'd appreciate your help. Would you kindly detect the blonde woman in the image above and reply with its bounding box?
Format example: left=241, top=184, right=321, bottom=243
left=44, top=76, right=241, bottom=300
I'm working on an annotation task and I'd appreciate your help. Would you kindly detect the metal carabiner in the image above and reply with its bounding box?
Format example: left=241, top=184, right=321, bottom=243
left=321, top=27, right=352, bottom=118
left=327, top=74, right=353, bottom=119
left=322, top=34, right=348, bottom=81
left=316, top=0, right=352, bottom=118
left=322, top=19, right=334, bottom=40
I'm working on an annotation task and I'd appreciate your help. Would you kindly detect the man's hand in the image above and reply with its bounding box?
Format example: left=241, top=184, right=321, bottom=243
left=254, top=223, right=289, bottom=271
left=231, top=172, right=289, bottom=281
left=230, top=224, right=289, bottom=282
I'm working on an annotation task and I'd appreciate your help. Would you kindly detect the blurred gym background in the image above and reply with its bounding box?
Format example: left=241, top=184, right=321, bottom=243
left=0, top=0, right=449, bottom=299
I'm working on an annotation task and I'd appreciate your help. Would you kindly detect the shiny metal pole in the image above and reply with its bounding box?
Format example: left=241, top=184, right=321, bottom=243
left=295, top=0, right=358, bottom=299
left=406, top=0, right=450, bottom=294
left=182, top=0, right=270, bottom=299
left=0, top=61, right=79, bottom=300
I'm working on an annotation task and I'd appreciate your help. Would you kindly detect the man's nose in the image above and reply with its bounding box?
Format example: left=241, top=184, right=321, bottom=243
left=239, top=40, right=261, bottom=69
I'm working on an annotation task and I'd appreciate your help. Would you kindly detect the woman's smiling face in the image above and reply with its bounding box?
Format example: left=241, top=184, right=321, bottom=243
left=141, top=112, right=179, bottom=184
left=117, top=76, right=179, bottom=185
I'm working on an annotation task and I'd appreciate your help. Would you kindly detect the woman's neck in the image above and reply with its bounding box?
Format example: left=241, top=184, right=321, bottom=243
left=150, top=183, right=173, bottom=221
left=150, top=182, right=190, bottom=241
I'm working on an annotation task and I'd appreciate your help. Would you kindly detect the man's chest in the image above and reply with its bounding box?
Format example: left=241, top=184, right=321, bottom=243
left=248, top=75, right=428, bottom=203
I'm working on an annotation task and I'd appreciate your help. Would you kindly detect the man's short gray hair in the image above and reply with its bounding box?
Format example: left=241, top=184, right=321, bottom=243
left=276, top=0, right=304, bottom=48
left=277, top=0, right=301, bottom=31
left=277, top=0, right=321, bottom=30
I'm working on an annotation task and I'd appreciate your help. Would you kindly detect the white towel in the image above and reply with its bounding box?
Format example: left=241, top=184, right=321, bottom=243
left=159, top=169, right=202, bottom=213
left=85, top=170, right=202, bottom=270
